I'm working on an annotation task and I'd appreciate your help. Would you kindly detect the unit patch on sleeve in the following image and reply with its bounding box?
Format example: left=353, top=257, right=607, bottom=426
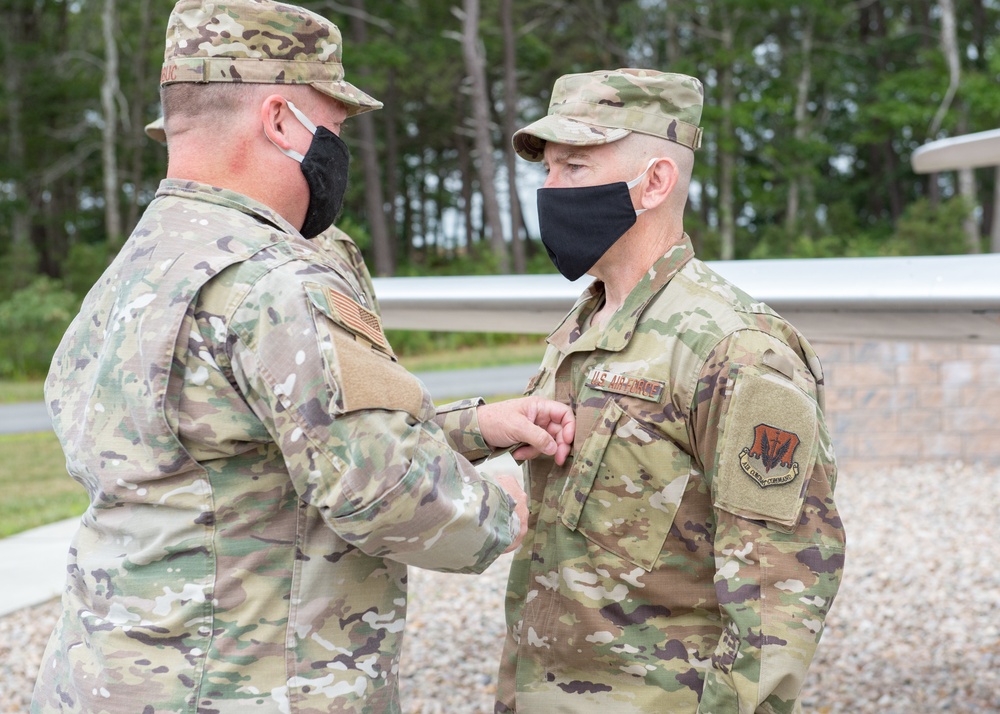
left=586, top=368, right=665, bottom=403
left=715, top=368, right=819, bottom=528
left=739, top=424, right=800, bottom=488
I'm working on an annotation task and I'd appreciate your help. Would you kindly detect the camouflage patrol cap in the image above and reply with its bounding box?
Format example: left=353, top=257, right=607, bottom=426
left=160, top=0, right=382, bottom=116
left=512, top=68, right=703, bottom=161
left=145, top=117, right=166, bottom=144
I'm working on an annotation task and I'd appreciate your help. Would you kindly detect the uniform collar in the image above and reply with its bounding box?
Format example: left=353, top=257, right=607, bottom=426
left=155, top=179, right=301, bottom=236
left=547, top=234, right=696, bottom=354
left=313, top=226, right=380, bottom=311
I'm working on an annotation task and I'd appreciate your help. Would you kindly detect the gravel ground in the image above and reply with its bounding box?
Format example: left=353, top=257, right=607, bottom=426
left=3, top=462, right=998, bottom=713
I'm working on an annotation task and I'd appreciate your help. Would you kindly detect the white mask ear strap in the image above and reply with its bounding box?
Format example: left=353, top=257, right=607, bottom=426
left=266, top=100, right=317, bottom=163
left=626, top=158, right=660, bottom=189
left=285, top=101, right=318, bottom=135
left=628, top=158, right=661, bottom=215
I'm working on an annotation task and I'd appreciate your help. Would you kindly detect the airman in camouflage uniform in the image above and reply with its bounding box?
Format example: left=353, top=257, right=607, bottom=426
left=497, top=69, right=846, bottom=713
left=31, top=2, right=574, bottom=713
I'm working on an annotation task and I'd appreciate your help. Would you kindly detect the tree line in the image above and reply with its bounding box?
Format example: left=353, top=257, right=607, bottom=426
left=0, top=0, right=998, bottom=377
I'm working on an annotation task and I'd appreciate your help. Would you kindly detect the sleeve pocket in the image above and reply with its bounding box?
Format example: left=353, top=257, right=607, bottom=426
left=304, top=282, right=433, bottom=420
left=714, top=368, right=818, bottom=531
left=559, top=399, right=693, bottom=571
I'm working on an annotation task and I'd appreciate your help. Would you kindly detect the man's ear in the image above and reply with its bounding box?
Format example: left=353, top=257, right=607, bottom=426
left=260, top=94, right=294, bottom=151
left=639, top=157, right=679, bottom=210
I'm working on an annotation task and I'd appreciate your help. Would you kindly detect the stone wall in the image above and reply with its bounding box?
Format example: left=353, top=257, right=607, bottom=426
left=816, top=340, right=1000, bottom=470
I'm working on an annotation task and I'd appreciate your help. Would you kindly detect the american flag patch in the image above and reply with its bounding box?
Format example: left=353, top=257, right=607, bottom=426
left=327, top=288, right=388, bottom=350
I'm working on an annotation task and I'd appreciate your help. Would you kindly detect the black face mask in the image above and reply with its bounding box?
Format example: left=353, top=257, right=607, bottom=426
left=270, top=101, right=350, bottom=239
left=536, top=161, right=654, bottom=281
left=298, top=127, right=350, bottom=239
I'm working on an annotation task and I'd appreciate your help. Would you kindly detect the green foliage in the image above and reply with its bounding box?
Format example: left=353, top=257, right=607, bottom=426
left=526, top=248, right=559, bottom=275
left=335, top=216, right=372, bottom=254
left=743, top=196, right=977, bottom=260
left=387, top=330, right=544, bottom=363
left=396, top=240, right=553, bottom=277
left=0, top=431, right=88, bottom=538
left=0, top=243, right=40, bottom=300
left=891, top=197, right=978, bottom=256
left=395, top=243, right=492, bottom=277
left=62, top=242, right=110, bottom=299
left=0, top=277, right=78, bottom=379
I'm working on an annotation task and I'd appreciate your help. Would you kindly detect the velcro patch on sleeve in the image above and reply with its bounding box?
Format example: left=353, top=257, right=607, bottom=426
left=715, top=369, right=818, bottom=528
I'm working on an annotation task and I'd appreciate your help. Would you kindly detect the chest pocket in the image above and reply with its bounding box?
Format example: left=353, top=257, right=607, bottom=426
left=559, top=398, right=693, bottom=571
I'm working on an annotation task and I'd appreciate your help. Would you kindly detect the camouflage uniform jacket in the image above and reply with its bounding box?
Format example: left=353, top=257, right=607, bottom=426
left=313, top=226, right=380, bottom=314
left=33, top=180, right=514, bottom=714
left=497, top=236, right=846, bottom=714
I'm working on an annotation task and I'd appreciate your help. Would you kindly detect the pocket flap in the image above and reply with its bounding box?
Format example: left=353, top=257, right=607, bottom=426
left=305, top=282, right=394, bottom=358
left=560, top=399, right=621, bottom=531
left=560, top=399, right=692, bottom=571
left=303, top=282, right=430, bottom=419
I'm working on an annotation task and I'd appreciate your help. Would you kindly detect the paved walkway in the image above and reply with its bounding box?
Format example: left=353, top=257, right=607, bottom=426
left=0, top=363, right=537, bottom=615
left=0, top=401, right=50, bottom=434
left=0, top=518, right=79, bottom=617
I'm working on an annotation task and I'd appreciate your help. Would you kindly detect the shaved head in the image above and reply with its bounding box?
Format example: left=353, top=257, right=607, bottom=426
left=616, top=133, right=694, bottom=215
left=160, top=83, right=322, bottom=141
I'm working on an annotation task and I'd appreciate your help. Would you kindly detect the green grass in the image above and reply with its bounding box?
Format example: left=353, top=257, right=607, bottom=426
left=0, top=431, right=88, bottom=537
left=0, top=379, right=44, bottom=404
left=398, top=341, right=546, bottom=372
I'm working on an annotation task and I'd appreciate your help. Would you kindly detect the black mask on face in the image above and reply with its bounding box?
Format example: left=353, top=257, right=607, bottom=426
left=270, top=101, right=350, bottom=239
left=298, top=127, right=350, bottom=239
left=536, top=160, right=655, bottom=281
left=537, top=183, right=637, bottom=281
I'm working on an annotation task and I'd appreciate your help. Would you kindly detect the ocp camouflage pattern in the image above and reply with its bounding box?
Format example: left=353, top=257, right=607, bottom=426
left=160, top=0, right=381, bottom=115
left=513, top=69, right=704, bottom=160
left=32, top=179, right=514, bottom=713
left=497, top=235, right=845, bottom=713
left=314, top=225, right=379, bottom=312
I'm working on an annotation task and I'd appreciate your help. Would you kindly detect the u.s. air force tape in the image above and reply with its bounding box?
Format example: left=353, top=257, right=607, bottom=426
left=586, top=368, right=665, bottom=403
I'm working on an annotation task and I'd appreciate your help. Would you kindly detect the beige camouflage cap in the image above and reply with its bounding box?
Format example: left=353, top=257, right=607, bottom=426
left=145, top=117, right=166, bottom=144
left=160, top=0, right=382, bottom=116
left=513, top=68, right=703, bottom=161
